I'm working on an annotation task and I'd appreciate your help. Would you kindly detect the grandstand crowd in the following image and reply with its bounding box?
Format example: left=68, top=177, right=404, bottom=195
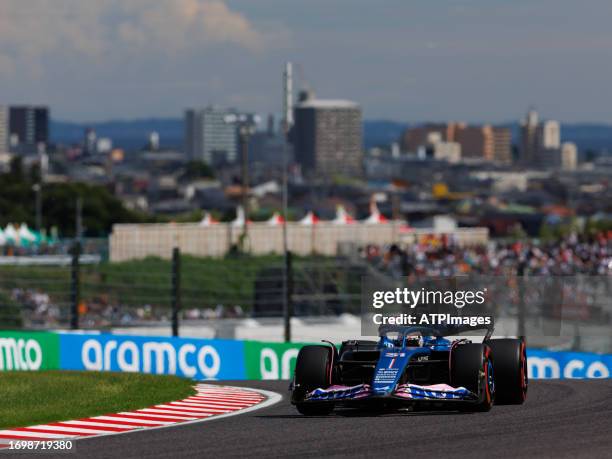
left=361, top=232, right=612, bottom=278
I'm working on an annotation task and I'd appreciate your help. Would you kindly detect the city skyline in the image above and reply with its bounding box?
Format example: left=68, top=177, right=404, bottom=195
left=1, top=1, right=611, bottom=123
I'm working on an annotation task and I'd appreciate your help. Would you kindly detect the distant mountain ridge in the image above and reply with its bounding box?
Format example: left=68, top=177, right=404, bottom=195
left=51, top=118, right=612, bottom=153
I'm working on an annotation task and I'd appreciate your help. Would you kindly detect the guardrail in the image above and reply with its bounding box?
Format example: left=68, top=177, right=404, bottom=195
left=0, top=331, right=610, bottom=380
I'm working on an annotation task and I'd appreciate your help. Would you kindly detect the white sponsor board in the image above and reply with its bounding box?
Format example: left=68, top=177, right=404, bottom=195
left=0, top=338, right=43, bottom=371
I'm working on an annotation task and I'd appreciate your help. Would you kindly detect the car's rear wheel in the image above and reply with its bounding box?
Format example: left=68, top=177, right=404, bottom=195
left=451, top=343, right=495, bottom=412
left=293, top=345, right=335, bottom=416
left=488, top=338, right=528, bottom=404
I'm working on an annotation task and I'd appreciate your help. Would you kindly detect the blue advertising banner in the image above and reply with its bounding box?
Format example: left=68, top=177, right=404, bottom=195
left=59, top=333, right=246, bottom=380
left=54, top=332, right=611, bottom=381
left=527, top=349, right=611, bottom=379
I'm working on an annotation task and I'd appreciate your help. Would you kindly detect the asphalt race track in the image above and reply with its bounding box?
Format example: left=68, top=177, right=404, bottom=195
left=32, top=380, right=612, bottom=459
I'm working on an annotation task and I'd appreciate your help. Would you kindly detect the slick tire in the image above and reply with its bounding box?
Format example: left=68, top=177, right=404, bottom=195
left=451, top=343, right=495, bottom=412
left=293, top=345, right=334, bottom=416
left=488, top=339, right=528, bottom=405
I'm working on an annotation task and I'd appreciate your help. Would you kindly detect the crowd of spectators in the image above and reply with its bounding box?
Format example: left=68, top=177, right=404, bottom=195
left=361, top=232, right=612, bottom=279
left=14, top=287, right=247, bottom=329
left=12, top=288, right=61, bottom=326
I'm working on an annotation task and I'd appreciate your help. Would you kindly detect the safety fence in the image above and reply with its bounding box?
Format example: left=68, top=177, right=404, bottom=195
left=0, top=331, right=610, bottom=380
left=0, top=248, right=367, bottom=332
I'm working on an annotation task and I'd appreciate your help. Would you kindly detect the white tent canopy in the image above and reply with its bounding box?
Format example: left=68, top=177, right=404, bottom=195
left=363, top=200, right=389, bottom=224
left=266, top=212, right=285, bottom=226
left=199, top=212, right=218, bottom=227
left=18, top=223, right=37, bottom=242
left=299, top=211, right=319, bottom=226
left=331, top=205, right=356, bottom=225
left=231, top=206, right=246, bottom=228
left=4, top=224, right=19, bottom=244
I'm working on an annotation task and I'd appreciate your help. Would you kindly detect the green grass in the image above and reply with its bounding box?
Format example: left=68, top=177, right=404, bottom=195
left=0, top=370, right=195, bottom=429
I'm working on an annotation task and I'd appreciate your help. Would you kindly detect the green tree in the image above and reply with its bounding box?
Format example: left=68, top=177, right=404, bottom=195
left=0, top=174, right=153, bottom=237
left=9, top=156, right=23, bottom=181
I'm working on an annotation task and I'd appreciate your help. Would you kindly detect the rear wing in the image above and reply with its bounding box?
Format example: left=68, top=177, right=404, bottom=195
left=378, top=324, right=494, bottom=339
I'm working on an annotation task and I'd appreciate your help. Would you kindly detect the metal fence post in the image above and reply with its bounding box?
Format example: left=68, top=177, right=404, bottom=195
left=171, top=247, right=181, bottom=337
left=70, top=241, right=81, bottom=330
left=284, top=250, right=293, bottom=342
left=517, top=261, right=526, bottom=338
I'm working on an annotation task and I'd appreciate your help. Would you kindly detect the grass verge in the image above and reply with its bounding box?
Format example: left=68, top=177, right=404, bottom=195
left=0, top=370, right=195, bottom=430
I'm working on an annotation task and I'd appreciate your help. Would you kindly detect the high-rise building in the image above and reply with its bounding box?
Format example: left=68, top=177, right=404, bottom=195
left=402, top=122, right=510, bottom=163
left=561, top=142, right=578, bottom=171
left=424, top=132, right=461, bottom=163
left=8, top=106, right=49, bottom=151
left=184, top=107, right=239, bottom=165
left=538, top=120, right=561, bottom=150
left=454, top=124, right=493, bottom=160
left=0, top=106, right=8, bottom=153
left=293, top=92, right=363, bottom=178
left=492, top=127, right=512, bottom=163
left=520, top=109, right=564, bottom=167
left=400, top=123, right=453, bottom=153
left=520, top=109, right=539, bottom=165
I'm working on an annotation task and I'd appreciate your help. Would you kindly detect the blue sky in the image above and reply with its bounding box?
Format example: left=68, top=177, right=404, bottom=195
left=0, top=0, right=611, bottom=123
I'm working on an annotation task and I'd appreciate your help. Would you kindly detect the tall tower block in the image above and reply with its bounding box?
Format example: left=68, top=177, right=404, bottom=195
left=283, top=62, right=294, bottom=132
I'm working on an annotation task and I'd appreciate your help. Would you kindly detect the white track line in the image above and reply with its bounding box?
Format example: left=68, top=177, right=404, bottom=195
left=170, top=401, right=248, bottom=409
left=0, top=431, right=76, bottom=439
left=157, top=404, right=230, bottom=413
left=115, top=412, right=191, bottom=420
left=21, top=426, right=112, bottom=435
left=93, top=416, right=175, bottom=424
left=137, top=408, right=211, bottom=417
left=60, top=421, right=138, bottom=430
left=176, top=399, right=249, bottom=407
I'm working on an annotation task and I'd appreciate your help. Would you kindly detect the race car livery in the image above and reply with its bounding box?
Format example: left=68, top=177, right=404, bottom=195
left=291, top=324, right=527, bottom=415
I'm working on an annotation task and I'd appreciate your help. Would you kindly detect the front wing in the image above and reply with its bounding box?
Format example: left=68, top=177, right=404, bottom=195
left=304, top=383, right=477, bottom=402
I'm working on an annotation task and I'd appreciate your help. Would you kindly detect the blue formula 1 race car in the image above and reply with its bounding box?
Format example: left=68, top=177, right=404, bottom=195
left=290, top=325, right=527, bottom=415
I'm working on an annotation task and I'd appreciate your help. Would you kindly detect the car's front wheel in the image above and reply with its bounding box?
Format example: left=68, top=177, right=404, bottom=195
left=451, top=343, right=495, bottom=412
left=293, top=345, right=335, bottom=416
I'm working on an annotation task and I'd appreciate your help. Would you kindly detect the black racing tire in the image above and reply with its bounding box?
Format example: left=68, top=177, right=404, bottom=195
left=451, top=343, right=495, bottom=412
left=488, top=338, right=528, bottom=405
left=293, top=345, right=334, bottom=416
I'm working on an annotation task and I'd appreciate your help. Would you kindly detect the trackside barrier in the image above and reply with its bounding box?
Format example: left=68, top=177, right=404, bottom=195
left=0, top=331, right=60, bottom=371
left=59, top=333, right=246, bottom=380
left=243, top=341, right=303, bottom=380
left=0, top=331, right=610, bottom=379
left=526, top=349, right=611, bottom=379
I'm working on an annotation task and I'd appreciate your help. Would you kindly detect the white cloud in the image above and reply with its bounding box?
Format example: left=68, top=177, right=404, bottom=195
left=114, top=0, right=267, bottom=52
left=0, top=0, right=266, bottom=76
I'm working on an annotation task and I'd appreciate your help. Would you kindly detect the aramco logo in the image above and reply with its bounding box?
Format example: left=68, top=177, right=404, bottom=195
left=0, top=338, right=43, bottom=371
